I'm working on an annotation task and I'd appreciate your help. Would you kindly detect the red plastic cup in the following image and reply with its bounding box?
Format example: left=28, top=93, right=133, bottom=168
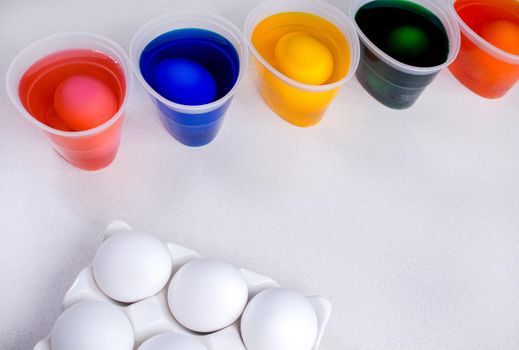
left=6, top=33, right=132, bottom=171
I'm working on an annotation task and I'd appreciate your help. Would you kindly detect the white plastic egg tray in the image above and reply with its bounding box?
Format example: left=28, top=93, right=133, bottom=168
left=34, top=221, right=331, bottom=350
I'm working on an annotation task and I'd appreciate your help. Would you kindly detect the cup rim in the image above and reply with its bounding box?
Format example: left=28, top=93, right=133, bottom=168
left=129, top=11, right=249, bottom=115
left=243, top=0, right=361, bottom=92
left=450, top=0, right=519, bottom=65
left=5, top=32, right=133, bottom=138
left=348, top=0, right=461, bottom=75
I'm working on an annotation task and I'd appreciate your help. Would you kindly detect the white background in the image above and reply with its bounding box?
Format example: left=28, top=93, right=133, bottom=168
left=1, top=0, right=519, bottom=349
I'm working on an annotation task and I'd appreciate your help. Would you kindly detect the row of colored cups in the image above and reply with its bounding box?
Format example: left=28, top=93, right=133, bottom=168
left=6, top=0, right=519, bottom=171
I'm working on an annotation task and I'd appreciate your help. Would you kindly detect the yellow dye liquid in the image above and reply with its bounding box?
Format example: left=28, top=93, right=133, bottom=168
left=252, top=12, right=351, bottom=126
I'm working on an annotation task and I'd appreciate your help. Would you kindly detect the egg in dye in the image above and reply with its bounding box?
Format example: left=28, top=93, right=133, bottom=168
left=54, top=75, right=118, bottom=131
left=478, top=20, right=519, bottom=55
left=389, top=25, right=429, bottom=58
left=274, top=32, right=334, bottom=85
left=151, top=58, right=217, bottom=105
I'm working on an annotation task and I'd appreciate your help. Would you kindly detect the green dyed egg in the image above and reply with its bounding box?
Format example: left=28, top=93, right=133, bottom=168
left=388, top=25, right=428, bottom=57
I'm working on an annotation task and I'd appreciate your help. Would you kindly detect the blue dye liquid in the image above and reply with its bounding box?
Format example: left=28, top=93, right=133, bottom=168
left=139, top=28, right=240, bottom=146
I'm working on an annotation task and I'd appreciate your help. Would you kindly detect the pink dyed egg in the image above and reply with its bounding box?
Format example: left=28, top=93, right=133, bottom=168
left=54, top=75, right=118, bottom=131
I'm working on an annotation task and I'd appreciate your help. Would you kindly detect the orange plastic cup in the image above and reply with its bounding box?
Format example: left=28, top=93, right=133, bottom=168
left=244, top=0, right=360, bottom=127
left=6, top=33, right=132, bottom=171
left=449, top=0, right=519, bottom=99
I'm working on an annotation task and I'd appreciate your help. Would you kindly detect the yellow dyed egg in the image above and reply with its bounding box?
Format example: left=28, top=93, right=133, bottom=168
left=274, top=32, right=334, bottom=85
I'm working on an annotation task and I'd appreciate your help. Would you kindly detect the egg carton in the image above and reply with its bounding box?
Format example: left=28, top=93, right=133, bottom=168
left=34, top=221, right=331, bottom=350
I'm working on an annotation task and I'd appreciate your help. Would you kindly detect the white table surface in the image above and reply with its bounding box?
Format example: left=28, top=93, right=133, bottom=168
left=1, top=0, right=519, bottom=349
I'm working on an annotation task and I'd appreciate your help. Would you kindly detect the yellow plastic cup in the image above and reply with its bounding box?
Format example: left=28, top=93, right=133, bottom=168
left=244, top=0, right=360, bottom=127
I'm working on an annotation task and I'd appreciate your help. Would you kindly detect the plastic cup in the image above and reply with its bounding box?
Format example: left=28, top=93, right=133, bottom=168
left=129, top=12, right=248, bottom=147
left=244, top=0, right=360, bottom=127
left=349, top=0, right=460, bottom=109
left=449, top=0, right=519, bottom=99
left=6, top=33, right=132, bottom=171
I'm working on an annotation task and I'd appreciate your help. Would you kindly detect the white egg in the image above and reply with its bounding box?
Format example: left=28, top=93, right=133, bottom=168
left=240, top=288, right=319, bottom=350
left=167, top=258, right=248, bottom=332
left=138, top=332, right=207, bottom=350
left=93, top=231, right=172, bottom=303
left=51, top=301, right=133, bottom=350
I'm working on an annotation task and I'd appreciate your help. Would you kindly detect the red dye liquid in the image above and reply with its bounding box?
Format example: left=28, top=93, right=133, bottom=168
left=18, top=49, right=126, bottom=170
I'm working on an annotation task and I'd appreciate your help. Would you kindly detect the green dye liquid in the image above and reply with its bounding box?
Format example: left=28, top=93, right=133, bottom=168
left=356, top=0, right=449, bottom=67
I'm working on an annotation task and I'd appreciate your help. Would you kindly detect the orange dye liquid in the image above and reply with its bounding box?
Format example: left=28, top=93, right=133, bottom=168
left=449, top=0, right=519, bottom=98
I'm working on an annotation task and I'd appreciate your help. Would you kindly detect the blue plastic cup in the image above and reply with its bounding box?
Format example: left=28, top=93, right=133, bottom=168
left=130, top=12, right=248, bottom=147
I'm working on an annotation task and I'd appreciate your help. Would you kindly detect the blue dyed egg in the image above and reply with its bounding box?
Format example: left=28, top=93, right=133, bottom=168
left=151, top=58, right=217, bottom=105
